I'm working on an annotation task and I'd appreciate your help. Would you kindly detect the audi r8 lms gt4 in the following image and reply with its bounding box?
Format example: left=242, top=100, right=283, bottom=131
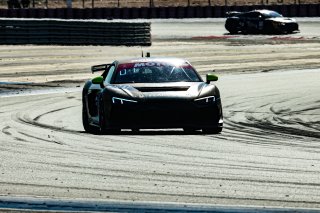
left=225, top=9, right=299, bottom=34
left=82, top=57, right=223, bottom=134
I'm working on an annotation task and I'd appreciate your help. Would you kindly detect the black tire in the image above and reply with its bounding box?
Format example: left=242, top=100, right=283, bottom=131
left=98, top=96, right=121, bottom=135
left=225, top=19, right=239, bottom=34
left=202, top=127, right=223, bottom=134
left=98, top=97, right=106, bottom=132
left=228, top=29, right=238, bottom=34
left=82, top=102, right=99, bottom=134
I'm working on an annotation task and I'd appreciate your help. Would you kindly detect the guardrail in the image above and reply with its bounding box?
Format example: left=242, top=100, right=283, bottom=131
left=0, top=4, right=319, bottom=19
left=0, top=19, right=151, bottom=45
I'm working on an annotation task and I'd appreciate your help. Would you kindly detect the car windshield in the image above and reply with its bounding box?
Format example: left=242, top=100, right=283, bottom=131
left=113, top=61, right=201, bottom=83
left=263, top=11, right=282, bottom=18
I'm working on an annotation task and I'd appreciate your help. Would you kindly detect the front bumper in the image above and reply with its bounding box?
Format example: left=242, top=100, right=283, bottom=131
left=104, top=98, right=223, bottom=129
left=275, top=22, right=299, bottom=33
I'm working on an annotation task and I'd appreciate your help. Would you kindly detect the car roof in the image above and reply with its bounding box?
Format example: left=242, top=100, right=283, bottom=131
left=116, top=57, right=189, bottom=66
left=251, top=9, right=278, bottom=14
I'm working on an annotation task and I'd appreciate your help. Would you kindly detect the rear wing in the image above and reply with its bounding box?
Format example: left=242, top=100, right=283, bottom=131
left=91, top=64, right=111, bottom=73
left=226, top=11, right=242, bottom=17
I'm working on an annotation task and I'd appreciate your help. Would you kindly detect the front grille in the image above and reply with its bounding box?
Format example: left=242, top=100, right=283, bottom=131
left=285, top=23, right=298, bottom=31
left=110, top=101, right=221, bottom=128
left=134, top=86, right=190, bottom=92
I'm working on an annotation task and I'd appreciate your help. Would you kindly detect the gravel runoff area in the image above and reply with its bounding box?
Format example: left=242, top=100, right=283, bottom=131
left=1, top=18, right=320, bottom=88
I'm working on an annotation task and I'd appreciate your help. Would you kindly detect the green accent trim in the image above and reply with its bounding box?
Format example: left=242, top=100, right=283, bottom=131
left=206, top=74, right=218, bottom=83
left=92, top=76, right=104, bottom=84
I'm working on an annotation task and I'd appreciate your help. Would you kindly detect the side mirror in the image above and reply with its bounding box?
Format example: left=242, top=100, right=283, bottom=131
left=92, top=76, right=104, bottom=85
left=206, top=73, right=218, bottom=83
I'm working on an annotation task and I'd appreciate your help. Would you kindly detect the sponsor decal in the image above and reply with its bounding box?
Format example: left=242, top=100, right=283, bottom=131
left=117, top=62, right=167, bottom=71
left=116, top=61, right=193, bottom=74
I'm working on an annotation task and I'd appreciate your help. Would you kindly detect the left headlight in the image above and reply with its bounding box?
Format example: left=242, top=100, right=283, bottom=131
left=112, top=97, right=138, bottom=105
left=194, top=96, right=215, bottom=105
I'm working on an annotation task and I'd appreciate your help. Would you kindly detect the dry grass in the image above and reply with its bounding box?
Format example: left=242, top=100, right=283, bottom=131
left=1, top=0, right=319, bottom=9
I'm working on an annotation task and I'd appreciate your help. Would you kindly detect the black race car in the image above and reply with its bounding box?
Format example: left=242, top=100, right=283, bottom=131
left=82, top=57, right=223, bottom=134
left=225, top=9, right=299, bottom=34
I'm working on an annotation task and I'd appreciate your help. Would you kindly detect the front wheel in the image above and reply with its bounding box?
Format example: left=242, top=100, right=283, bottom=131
left=202, top=127, right=223, bottom=134
left=82, top=103, right=99, bottom=134
left=225, top=19, right=239, bottom=34
left=98, top=97, right=120, bottom=135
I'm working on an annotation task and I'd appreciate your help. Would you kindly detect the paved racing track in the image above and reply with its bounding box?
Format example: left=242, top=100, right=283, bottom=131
left=0, top=19, right=320, bottom=212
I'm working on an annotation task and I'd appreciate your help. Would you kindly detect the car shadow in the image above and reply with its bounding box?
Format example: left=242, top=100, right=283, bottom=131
left=115, top=130, right=205, bottom=136
left=79, top=130, right=214, bottom=136
left=223, top=32, right=299, bottom=35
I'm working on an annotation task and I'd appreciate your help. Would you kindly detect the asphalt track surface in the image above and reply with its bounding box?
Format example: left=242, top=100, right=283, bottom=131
left=0, top=19, right=320, bottom=212
left=151, top=18, right=320, bottom=40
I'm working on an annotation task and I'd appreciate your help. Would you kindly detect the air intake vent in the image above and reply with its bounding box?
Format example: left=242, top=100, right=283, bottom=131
left=135, top=87, right=190, bottom=92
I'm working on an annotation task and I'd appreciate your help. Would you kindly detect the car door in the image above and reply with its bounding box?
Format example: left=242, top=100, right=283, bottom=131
left=245, top=12, right=263, bottom=32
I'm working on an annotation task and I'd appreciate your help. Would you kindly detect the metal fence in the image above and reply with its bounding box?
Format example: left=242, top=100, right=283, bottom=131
left=3, top=0, right=320, bottom=9
left=0, top=19, right=151, bottom=45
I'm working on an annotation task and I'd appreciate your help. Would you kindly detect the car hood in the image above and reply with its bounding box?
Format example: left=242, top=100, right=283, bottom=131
left=266, top=17, right=297, bottom=23
left=106, top=82, right=216, bottom=100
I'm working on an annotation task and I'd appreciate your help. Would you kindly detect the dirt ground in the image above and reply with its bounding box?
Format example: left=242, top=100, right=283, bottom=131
left=1, top=39, right=320, bottom=86
left=0, top=19, right=320, bottom=90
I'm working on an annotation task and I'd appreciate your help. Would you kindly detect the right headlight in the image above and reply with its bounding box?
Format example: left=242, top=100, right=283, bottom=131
left=194, top=96, right=215, bottom=105
left=112, top=97, right=137, bottom=105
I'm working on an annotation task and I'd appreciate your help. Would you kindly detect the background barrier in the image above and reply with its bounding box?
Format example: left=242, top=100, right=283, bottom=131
left=0, top=4, right=319, bottom=19
left=0, top=19, right=151, bottom=45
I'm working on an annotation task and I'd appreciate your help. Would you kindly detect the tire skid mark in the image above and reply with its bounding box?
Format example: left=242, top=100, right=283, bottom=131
left=243, top=116, right=320, bottom=140
left=1, top=181, right=320, bottom=206
left=276, top=117, right=320, bottom=132
left=222, top=122, right=309, bottom=149
left=1, top=126, right=30, bottom=143
left=34, top=105, right=78, bottom=121
left=14, top=137, right=27, bottom=142
left=227, top=119, right=320, bottom=148
left=14, top=112, right=80, bottom=135
left=43, top=162, right=320, bottom=184
left=13, top=165, right=320, bottom=189
left=223, top=93, right=320, bottom=147
left=18, top=131, right=64, bottom=145
left=270, top=105, right=320, bottom=132
left=21, top=151, right=312, bottom=187
left=2, top=126, right=11, bottom=136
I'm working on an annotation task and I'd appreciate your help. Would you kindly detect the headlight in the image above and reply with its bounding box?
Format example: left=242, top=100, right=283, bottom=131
left=194, top=96, right=215, bottom=105
left=273, top=22, right=285, bottom=27
left=112, top=97, right=137, bottom=105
